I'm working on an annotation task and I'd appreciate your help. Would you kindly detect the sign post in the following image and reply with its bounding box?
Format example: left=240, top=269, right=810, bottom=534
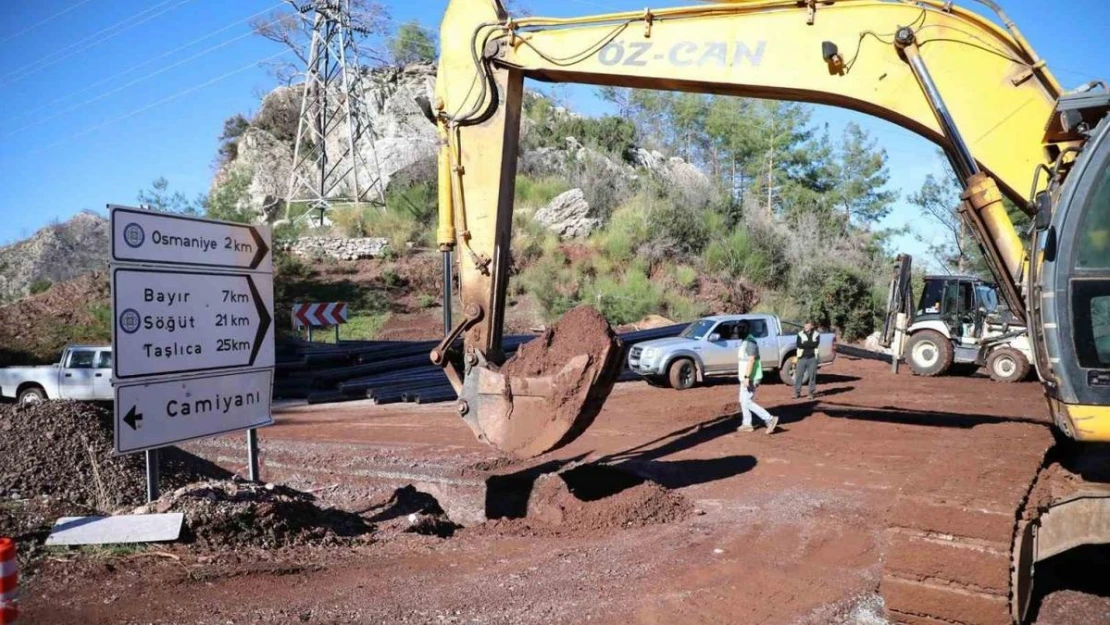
left=109, top=205, right=276, bottom=499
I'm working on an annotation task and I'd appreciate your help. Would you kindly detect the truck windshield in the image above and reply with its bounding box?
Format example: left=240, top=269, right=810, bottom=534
left=680, top=320, right=716, bottom=340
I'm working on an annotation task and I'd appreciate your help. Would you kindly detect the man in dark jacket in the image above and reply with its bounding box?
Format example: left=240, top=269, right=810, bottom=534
left=794, top=321, right=820, bottom=399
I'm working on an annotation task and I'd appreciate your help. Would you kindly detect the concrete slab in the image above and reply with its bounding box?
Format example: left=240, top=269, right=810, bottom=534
left=45, top=513, right=184, bottom=546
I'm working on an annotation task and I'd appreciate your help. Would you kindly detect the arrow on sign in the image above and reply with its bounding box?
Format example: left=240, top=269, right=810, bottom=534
left=124, top=406, right=143, bottom=430
left=247, top=274, right=272, bottom=365
left=248, top=227, right=269, bottom=270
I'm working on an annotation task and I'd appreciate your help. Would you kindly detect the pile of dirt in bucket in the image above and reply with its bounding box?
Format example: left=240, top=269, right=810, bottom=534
left=497, top=305, right=623, bottom=454
left=0, top=402, right=226, bottom=511
left=137, top=479, right=373, bottom=548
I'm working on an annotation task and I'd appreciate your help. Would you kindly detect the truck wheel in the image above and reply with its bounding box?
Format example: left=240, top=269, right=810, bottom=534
left=986, top=347, right=1030, bottom=383
left=905, top=330, right=953, bottom=377
left=18, top=386, right=46, bottom=406
left=778, top=355, right=797, bottom=386
left=667, top=359, right=697, bottom=390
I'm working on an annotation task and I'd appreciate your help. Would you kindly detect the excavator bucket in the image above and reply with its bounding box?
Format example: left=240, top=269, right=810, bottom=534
left=456, top=306, right=623, bottom=458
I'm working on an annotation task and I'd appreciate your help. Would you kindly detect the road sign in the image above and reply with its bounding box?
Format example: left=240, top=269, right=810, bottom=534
left=110, top=205, right=272, bottom=271
left=114, top=369, right=274, bottom=454
left=292, top=302, right=348, bottom=328
left=112, top=267, right=274, bottom=379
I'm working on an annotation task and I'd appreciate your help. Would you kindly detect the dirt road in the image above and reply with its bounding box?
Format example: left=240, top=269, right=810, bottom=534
left=20, top=354, right=1110, bottom=624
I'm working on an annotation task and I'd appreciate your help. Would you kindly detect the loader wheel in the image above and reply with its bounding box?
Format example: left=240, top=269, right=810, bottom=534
left=987, top=347, right=1030, bottom=383
left=667, top=358, right=697, bottom=390
left=905, top=330, right=953, bottom=377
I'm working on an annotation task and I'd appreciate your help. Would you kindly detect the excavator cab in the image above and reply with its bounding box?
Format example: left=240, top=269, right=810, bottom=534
left=1032, top=101, right=1110, bottom=440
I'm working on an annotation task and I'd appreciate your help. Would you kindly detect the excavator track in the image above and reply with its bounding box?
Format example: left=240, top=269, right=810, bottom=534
left=881, top=420, right=1055, bottom=625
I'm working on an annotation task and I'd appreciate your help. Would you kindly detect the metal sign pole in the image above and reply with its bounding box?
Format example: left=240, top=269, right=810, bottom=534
left=145, top=449, right=160, bottom=502
left=247, top=428, right=260, bottom=482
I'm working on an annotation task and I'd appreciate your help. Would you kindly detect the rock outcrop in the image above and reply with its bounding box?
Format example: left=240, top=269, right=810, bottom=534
left=215, top=63, right=438, bottom=221
left=0, top=212, right=109, bottom=304
left=534, top=189, right=598, bottom=239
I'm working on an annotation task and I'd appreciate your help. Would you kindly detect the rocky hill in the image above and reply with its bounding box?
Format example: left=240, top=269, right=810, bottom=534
left=214, top=63, right=438, bottom=219
left=0, top=212, right=109, bottom=304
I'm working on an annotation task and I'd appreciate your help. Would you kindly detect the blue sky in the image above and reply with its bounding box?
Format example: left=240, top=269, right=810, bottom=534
left=0, top=0, right=1107, bottom=268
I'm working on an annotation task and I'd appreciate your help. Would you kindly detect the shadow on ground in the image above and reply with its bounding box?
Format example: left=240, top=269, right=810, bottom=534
left=820, top=401, right=1046, bottom=428
left=484, top=410, right=759, bottom=519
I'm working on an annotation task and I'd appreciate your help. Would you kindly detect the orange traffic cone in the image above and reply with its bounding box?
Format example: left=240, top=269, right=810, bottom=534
left=0, top=537, right=16, bottom=624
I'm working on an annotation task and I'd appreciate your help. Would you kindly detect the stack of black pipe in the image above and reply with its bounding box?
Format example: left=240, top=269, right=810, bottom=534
left=274, top=323, right=689, bottom=406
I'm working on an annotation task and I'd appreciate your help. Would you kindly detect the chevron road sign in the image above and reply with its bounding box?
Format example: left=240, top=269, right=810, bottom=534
left=292, top=302, right=348, bottom=328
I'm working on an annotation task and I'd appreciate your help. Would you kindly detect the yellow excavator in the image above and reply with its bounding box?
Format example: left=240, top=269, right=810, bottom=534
left=427, top=1, right=1110, bottom=622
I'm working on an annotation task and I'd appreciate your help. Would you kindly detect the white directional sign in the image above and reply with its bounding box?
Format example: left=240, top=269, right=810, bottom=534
left=110, top=205, right=272, bottom=272
left=115, top=369, right=274, bottom=454
left=112, top=267, right=274, bottom=379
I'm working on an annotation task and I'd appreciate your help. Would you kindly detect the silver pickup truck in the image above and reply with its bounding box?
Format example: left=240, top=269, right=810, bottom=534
left=0, top=345, right=113, bottom=405
left=627, top=314, right=836, bottom=389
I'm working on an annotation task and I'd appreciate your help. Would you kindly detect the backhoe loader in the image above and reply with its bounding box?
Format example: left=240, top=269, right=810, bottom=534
left=425, top=1, right=1110, bottom=622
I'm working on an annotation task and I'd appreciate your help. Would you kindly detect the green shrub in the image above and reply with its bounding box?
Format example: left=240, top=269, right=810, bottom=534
left=792, top=265, right=876, bottom=341
left=703, top=230, right=774, bottom=285
left=417, top=293, right=436, bottom=309
left=382, top=268, right=403, bottom=288
left=583, top=269, right=663, bottom=326
left=515, top=176, right=569, bottom=209
left=663, top=292, right=707, bottom=323
left=29, top=278, right=52, bottom=295
left=673, top=265, right=698, bottom=289
left=519, top=250, right=580, bottom=319
left=205, top=168, right=255, bottom=224
left=275, top=253, right=314, bottom=280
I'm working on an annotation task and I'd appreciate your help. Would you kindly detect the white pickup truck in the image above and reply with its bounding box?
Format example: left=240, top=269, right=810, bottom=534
left=627, top=314, right=836, bottom=389
left=0, top=345, right=113, bottom=405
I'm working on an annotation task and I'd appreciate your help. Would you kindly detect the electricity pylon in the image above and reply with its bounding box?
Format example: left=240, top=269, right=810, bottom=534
left=283, top=0, right=385, bottom=226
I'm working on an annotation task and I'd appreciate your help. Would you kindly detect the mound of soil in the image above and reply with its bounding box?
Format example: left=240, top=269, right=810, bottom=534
left=0, top=402, right=226, bottom=511
left=479, top=465, right=693, bottom=537
left=139, top=480, right=373, bottom=548
left=0, top=273, right=111, bottom=366
left=526, top=473, right=692, bottom=532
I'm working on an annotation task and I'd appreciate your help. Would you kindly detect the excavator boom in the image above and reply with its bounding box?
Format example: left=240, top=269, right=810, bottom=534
left=433, top=0, right=1063, bottom=452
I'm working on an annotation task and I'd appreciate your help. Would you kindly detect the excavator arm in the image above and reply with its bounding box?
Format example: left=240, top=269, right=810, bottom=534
left=431, top=0, right=1067, bottom=454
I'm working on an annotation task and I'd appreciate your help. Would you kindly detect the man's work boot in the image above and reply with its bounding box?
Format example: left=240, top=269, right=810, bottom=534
left=737, top=424, right=755, bottom=433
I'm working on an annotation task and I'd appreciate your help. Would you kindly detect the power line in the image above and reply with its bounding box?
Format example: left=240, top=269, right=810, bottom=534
left=28, top=50, right=290, bottom=155
left=0, top=0, right=199, bottom=88
left=0, top=0, right=99, bottom=45
left=5, top=13, right=291, bottom=138
left=7, top=2, right=285, bottom=125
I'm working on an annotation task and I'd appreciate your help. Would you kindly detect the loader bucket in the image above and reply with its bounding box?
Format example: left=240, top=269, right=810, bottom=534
left=457, top=306, right=623, bottom=458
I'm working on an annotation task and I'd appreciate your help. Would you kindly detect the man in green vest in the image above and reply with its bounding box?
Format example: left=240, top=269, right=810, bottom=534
left=736, top=320, right=779, bottom=434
